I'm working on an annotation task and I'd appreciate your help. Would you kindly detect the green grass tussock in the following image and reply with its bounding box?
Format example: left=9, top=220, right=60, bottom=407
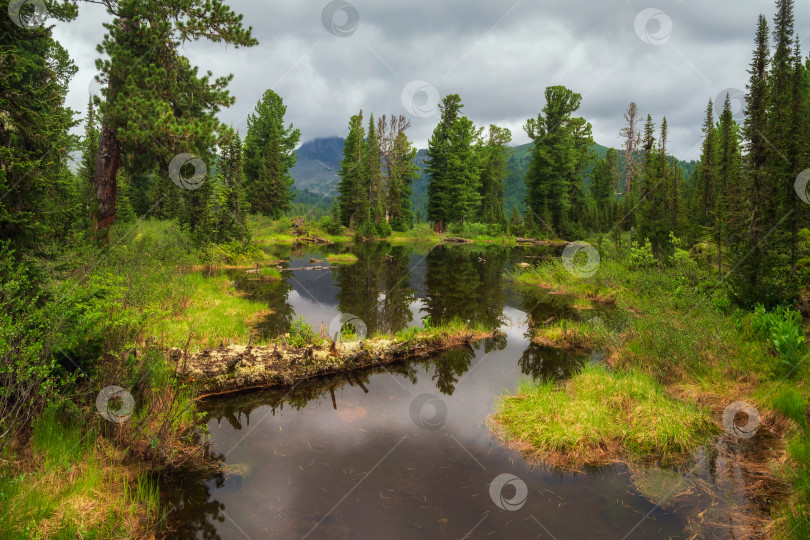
left=494, top=364, right=718, bottom=466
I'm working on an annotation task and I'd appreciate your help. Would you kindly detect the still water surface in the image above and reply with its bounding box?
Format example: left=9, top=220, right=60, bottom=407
left=165, top=244, right=731, bottom=539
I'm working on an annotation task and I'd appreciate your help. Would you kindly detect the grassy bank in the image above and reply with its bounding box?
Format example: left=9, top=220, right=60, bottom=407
left=0, top=409, right=161, bottom=538
left=494, top=364, right=717, bottom=467
left=1, top=219, right=216, bottom=538
left=249, top=216, right=526, bottom=247
left=498, top=239, right=809, bottom=537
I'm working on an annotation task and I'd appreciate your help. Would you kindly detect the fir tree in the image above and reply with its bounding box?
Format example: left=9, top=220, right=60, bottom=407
left=732, top=14, right=771, bottom=304
left=477, top=125, right=512, bottom=224
left=79, top=98, right=101, bottom=223
left=0, top=1, right=80, bottom=252
left=337, top=112, right=367, bottom=227
left=636, top=116, right=671, bottom=257
left=365, top=115, right=384, bottom=223
left=715, top=94, right=743, bottom=276
left=524, top=86, right=593, bottom=237
left=426, top=94, right=463, bottom=232
left=693, top=100, right=718, bottom=232
left=387, top=131, right=418, bottom=231
left=244, top=89, right=300, bottom=218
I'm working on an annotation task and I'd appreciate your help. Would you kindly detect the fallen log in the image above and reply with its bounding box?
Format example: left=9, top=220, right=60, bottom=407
left=515, top=237, right=567, bottom=246
left=442, top=236, right=473, bottom=244
left=294, top=235, right=334, bottom=245
left=176, top=328, right=500, bottom=398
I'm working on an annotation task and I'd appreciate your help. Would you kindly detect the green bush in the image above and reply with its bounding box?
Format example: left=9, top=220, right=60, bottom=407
left=446, top=221, right=503, bottom=238
left=287, top=316, right=318, bottom=347
left=353, top=221, right=377, bottom=242
left=752, top=304, right=807, bottom=377
left=629, top=239, right=656, bottom=269
left=375, top=220, right=392, bottom=238
left=318, top=215, right=343, bottom=236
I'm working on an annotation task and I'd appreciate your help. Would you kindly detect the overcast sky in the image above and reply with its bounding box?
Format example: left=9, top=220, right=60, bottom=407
left=52, top=0, right=810, bottom=160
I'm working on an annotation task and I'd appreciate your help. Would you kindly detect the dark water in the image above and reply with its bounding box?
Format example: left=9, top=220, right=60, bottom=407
left=163, top=244, right=713, bottom=539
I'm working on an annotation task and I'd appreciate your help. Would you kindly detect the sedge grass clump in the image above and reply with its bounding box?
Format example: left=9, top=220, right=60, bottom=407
left=532, top=318, right=607, bottom=350
left=326, top=253, right=359, bottom=264
left=0, top=407, right=162, bottom=538
left=493, top=364, right=717, bottom=466
left=257, top=266, right=282, bottom=280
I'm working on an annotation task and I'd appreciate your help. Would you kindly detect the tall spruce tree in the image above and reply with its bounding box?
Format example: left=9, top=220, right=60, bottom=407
left=426, top=94, right=462, bottom=232
left=477, top=125, right=512, bottom=224
left=715, top=94, right=743, bottom=277
left=386, top=130, right=418, bottom=231
left=636, top=116, right=670, bottom=257
left=1, top=1, right=80, bottom=252
left=732, top=14, right=772, bottom=303
left=244, top=89, right=300, bottom=218
left=767, top=0, right=796, bottom=266
left=692, top=100, right=719, bottom=235
left=337, top=112, right=367, bottom=227
left=590, top=148, right=620, bottom=230
left=524, top=86, right=593, bottom=237
left=212, top=133, right=249, bottom=242
left=426, top=94, right=481, bottom=230
left=79, top=98, right=101, bottom=222
left=364, top=115, right=384, bottom=223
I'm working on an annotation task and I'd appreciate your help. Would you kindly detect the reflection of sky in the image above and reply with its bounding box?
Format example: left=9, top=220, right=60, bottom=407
left=192, top=307, right=686, bottom=539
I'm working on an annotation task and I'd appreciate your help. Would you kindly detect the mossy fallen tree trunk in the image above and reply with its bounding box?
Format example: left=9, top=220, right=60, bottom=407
left=177, top=328, right=499, bottom=399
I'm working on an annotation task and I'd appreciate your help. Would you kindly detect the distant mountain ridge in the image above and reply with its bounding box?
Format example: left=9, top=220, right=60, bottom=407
left=291, top=137, right=696, bottom=214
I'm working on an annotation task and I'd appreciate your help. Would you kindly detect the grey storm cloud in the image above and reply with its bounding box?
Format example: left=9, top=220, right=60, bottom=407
left=52, top=0, right=807, bottom=160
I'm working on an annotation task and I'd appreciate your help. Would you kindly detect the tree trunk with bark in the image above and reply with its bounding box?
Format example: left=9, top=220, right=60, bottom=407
left=93, top=120, right=121, bottom=237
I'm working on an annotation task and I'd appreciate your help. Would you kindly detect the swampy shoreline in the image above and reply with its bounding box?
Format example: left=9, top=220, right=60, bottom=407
left=493, top=258, right=809, bottom=538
